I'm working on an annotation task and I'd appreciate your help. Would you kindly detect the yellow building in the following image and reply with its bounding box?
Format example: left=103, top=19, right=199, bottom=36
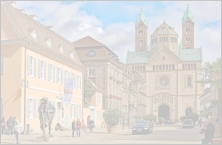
left=83, top=77, right=104, bottom=128
left=1, top=2, right=85, bottom=132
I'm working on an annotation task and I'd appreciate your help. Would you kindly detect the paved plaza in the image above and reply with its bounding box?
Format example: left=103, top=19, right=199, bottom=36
left=1, top=124, right=202, bottom=144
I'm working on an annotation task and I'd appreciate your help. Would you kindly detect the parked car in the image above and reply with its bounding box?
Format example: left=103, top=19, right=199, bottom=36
left=182, top=119, right=194, bottom=128
left=132, top=121, right=153, bottom=135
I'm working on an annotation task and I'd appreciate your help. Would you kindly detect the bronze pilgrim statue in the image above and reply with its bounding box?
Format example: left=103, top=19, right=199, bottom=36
left=38, top=97, right=55, bottom=139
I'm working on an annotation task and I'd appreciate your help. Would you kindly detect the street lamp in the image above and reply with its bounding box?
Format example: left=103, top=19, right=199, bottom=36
left=21, top=79, right=29, bottom=134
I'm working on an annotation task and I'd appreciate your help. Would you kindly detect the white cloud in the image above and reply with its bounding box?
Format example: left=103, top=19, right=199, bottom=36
left=15, top=1, right=220, bottom=63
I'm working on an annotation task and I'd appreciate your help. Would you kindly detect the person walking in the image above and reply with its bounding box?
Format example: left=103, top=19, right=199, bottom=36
left=7, top=117, right=13, bottom=135
left=1, top=117, right=5, bottom=135
left=14, top=120, right=22, bottom=144
left=201, top=118, right=215, bottom=144
left=71, top=120, right=76, bottom=137
left=81, top=120, right=86, bottom=133
left=76, top=119, right=81, bottom=137
left=89, top=119, right=95, bottom=133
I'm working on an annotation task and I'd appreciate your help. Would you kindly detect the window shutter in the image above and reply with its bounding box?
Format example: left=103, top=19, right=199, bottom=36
left=38, top=60, right=41, bottom=78
left=56, top=67, right=58, bottom=83
left=27, top=56, right=31, bottom=75
left=70, top=104, right=72, bottom=119
left=75, top=105, right=77, bottom=119
left=61, top=69, right=63, bottom=84
left=52, top=65, right=56, bottom=82
left=34, top=58, right=36, bottom=77
left=48, top=64, right=50, bottom=81
left=33, top=99, right=36, bottom=118
left=1, top=55, right=4, bottom=75
left=44, top=62, right=46, bottom=80
left=79, top=105, right=82, bottom=118
left=27, top=99, right=30, bottom=118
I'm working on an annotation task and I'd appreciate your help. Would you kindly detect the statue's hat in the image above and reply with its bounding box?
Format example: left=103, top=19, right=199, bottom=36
left=41, top=97, right=48, bottom=101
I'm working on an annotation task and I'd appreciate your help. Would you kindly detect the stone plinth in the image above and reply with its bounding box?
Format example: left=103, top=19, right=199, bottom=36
left=32, top=136, right=57, bottom=142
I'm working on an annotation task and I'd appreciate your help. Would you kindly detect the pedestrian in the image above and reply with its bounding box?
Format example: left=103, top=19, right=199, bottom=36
left=7, top=117, right=13, bottom=135
left=76, top=119, right=81, bottom=137
left=72, top=120, right=76, bottom=137
left=12, top=117, right=17, bottom=134
left=81, top=120, right=86, bottom=133
left=201, top=118, right=215, bottom=144
left=199, top=119, right=202, bottom=128
left=14, top=119, right=23, bottom=144
left=89, top=119, right=95, bottom=133
left=1, top=117, right=5, bottom=135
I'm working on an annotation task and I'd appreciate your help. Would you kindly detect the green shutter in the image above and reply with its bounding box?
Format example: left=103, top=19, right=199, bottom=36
left=44, top=62, right=46, bottom=80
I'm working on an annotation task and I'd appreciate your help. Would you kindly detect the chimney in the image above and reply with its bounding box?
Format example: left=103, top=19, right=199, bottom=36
left=29, top=15, right=37, bottom=21
left=18, top=9, right=25, bottom=13
left=47, top=26, right=54, bottom=31
left=7, top=1, right=16, bottom=8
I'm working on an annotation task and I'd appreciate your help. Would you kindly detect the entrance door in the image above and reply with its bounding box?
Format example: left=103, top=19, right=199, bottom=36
left=90, top=109, right=95, bottom=122
left=158, top=104, right=170, bottom=120
left=57, top=102, right=62, bottom=124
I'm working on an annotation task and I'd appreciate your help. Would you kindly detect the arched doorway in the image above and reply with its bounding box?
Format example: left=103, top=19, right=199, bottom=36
left=158, top=104, right=170, bottom=120
left=186, top=108, right=192, bottom=116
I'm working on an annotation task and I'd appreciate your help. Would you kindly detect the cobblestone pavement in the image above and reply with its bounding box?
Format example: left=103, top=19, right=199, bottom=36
left=93, top=124, right=202, bottom=144
left=1, top=124, right=202, bottom=144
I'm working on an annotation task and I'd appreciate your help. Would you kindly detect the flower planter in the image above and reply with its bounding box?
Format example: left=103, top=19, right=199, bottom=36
left=214, top=126, right=221, bottom=137
left=107, top=126, right=116, bottom=133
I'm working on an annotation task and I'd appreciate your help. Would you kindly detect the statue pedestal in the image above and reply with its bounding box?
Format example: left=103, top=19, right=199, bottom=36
left=32, top=136, right=57, bottom=142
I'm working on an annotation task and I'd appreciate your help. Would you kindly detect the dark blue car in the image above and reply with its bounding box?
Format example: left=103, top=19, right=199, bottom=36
left=132, top=121, right=153, bottom=135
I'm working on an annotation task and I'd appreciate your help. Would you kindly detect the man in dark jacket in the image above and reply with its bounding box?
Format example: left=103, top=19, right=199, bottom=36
left=72, top=120, right=76, bottom=137
left=201, top=119, right=215, bottom=144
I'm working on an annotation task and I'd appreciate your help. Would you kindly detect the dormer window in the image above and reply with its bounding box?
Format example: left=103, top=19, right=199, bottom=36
left=45, top=38, right=51, bottom=48
left=70, top=52, right=74, bottom=60
left=29, top=29, right=37, bottom=40
left=59, top=45, right=63, bottom=54
left=8, top=1, right=16, bottom=8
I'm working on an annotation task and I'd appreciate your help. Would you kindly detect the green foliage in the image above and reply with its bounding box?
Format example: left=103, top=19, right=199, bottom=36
left=202, top=58, right=221, bottom=88
left=84, top=77, right=96, bottom=103
left=180, top=116, right=186, bottom=121
left=200, top=106, right=212, bottom=118
left=186, top=112, right=199, bottom=124
left=143, top=114, right=157, bottom=121
left=158, top=117, right=165, bottom=123
left=103, top=108, right=122, bottom=126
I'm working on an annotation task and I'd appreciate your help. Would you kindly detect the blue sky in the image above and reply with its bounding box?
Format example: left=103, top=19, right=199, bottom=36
left=15, top=1, right=221, bottom=63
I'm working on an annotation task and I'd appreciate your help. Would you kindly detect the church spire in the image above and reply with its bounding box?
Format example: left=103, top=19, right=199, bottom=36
left=135, top=7, right=147, bottom=27
left=182, top=4, right=194, bottom=24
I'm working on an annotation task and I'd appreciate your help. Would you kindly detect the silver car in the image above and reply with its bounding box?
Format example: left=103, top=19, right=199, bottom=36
left=182, top=119, right=194, bottom=128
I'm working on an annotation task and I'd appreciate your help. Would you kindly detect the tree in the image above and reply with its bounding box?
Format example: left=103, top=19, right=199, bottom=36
left=103, top=108, right=122, bottom=126
left=143, top=114, right=157, bottom=121
left=83, top=77, right=96, bottom=103
left=186, top=112, right=199, bottom=124
left=200, top=106, right=213, bottom=118
left=201, top=58, right=221, bottom=120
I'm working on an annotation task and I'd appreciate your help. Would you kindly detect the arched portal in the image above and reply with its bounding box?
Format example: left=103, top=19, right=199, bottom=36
left=186, top=108, right=192, bottom=116
left=158, top=104, right=170, bottom=120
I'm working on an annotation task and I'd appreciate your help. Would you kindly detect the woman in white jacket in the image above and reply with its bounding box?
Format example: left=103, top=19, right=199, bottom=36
left=14, top=120, right=23, bottom=144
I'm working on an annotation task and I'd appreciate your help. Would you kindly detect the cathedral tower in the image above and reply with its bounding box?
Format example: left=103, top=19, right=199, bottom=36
left=182, top=4, right=194, bottom=49
left=135, top=8, right=148, bottom=51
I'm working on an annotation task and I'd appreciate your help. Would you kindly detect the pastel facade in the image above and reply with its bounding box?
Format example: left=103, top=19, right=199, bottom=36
left=1, top=2, right=85, bottom=131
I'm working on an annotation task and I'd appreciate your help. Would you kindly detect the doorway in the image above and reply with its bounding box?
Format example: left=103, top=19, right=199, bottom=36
left=158, top=104, right=170, bottom=120
left=186, top=108, right=192, bottom=116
